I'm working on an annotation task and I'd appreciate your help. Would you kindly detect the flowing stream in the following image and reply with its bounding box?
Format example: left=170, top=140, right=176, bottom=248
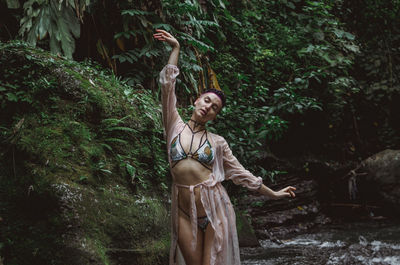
left=241, top=221, right=400, bottom=265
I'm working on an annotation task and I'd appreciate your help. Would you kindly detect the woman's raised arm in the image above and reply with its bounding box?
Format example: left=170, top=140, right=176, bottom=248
left=153, top=29, right=180, bottom=65
left=154, top=30, right=182, bottom=136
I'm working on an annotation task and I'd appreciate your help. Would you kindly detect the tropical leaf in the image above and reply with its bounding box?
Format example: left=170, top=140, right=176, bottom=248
left=18, top=0, right=84, bottom=58
left=121, top=9, right=153, bottom=16
left=6, top=0, right=20, bottom=8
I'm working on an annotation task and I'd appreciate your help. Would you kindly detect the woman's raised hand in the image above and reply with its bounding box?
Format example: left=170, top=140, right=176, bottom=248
left=274, top=186, right=296, bottom=199
left=153, top=29, right=180, bottom=48
left=155, top=29, right=180, bottom=65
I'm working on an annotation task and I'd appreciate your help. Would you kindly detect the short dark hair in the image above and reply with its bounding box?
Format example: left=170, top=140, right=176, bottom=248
left=202, top=88, right=226, bottom=108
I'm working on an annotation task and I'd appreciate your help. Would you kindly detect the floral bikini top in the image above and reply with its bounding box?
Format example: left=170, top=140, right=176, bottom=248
left=170, top=123, right=214, bottom=170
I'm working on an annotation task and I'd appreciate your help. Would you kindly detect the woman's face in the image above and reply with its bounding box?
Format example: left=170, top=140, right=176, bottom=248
left=193, top=92, right=222, bottom=123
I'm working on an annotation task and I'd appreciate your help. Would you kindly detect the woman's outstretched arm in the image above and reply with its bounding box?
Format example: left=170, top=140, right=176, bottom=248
left=222, top=138, right=296, bottom=199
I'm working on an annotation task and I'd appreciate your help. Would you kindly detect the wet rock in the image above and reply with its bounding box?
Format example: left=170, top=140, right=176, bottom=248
left=237, top=212, right=260, bottom=247
left=239, top=177, right=329, bottom=239
left=358, top=149, right=400, bottom=211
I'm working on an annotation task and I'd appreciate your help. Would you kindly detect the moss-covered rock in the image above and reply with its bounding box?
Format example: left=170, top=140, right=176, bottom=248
left=0, top=41, right=170, bottom=265
left=236, top=210, right=260, bottom=247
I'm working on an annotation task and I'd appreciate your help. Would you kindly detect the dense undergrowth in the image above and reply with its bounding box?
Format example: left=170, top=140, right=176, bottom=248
left=209, top=0, right=400, bottom=166
left=0, top=41, right=170, bottom=264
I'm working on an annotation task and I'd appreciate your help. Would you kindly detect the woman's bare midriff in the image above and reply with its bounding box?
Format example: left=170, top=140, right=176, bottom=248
left=172, top=158, right=212, bottom=217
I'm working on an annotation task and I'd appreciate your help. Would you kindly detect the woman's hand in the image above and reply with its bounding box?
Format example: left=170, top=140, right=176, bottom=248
left=258, top=184, right=296, bottom=200
left=273, top=186, right=296, bottom=199
left=153, top=29, right=180, bottom=49
left=154, top=29, right=180, bottom=65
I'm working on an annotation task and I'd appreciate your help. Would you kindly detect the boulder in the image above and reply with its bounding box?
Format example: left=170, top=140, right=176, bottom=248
left=358, top=149, right=400, bottom=211
left=239, top=176, right=330, bottom=239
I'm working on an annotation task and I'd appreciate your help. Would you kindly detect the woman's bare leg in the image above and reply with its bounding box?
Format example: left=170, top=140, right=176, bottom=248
left=202, top=223, right=215, bottom=265
left=178, top=213, right=204, bottom=265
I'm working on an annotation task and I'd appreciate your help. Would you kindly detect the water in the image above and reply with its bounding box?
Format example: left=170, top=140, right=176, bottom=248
left=241, top=221, right=400, bottom=265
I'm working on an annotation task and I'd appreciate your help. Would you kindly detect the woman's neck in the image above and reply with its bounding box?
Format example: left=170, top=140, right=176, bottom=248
left=188, top=119, right=205, bottom=132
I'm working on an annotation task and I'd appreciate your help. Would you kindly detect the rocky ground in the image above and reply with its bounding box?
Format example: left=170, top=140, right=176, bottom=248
left=237, top=149, right=400, bottom=246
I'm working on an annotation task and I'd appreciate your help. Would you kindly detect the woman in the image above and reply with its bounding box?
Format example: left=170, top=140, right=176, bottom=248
left=154, top=29, right=296, bottom=265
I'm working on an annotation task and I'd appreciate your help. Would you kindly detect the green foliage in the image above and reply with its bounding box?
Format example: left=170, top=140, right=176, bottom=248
left=77, top=186, right=170, bottom=264
left=111, top=0, right=223, bottom=97
left=3, top=0, right=399, bottom=163
left=0, top=41, right=170, bottom=264
left=1, top=0, right=398, bottom=175
left=0, top=40, right=170, bottom=191
left=203, top=0, right=360, bottom=175
left=340, top=0, right=400, bottom=150
left=18, top=0, right=84, bottom=58
left=4, top=0, right=20, bottom=8
left=3, top=0, right=228, bottom=100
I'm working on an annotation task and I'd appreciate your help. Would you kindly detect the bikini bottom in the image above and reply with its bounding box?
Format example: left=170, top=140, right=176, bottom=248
left=178, top=205, right=210, bottom=232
